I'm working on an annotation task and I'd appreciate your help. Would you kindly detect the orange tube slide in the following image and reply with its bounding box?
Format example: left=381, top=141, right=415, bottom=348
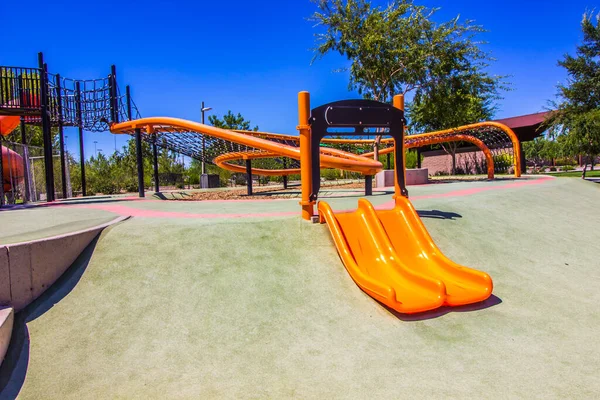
left=0, top=116, right=20, bottom=137
left=0, top=116, right=24, bottom=192
left=2, top=146, right=25, bottom=192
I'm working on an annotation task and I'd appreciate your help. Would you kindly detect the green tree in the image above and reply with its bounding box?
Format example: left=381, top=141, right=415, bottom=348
left=86, top=153, right=118, bottom=194
left=203, top=111, right=260, bottom=186
left=523, top=137, right=565, bottom=171
left=409, top=72, right=505, bottom=174
left=546, top=12, right=600, bottom=178
left=310, top=0, right=502, bottom=159
left=523, top=138, right=547, bottom=171
left=208, top=111, right=259, bottom=131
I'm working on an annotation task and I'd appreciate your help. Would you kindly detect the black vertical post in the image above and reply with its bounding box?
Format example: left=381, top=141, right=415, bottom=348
left=282, top=157, right=288, bottom=189
left=416, top=148, right=422, bottom=169
left=126, top=85, right=132, bottom=120
left=38, top=53, right=55, bottom=201
left=135, top=128, right=145, bottom=198
left=395, top=139, right=408, bottom=197
left=109, top=65, right=119, bottom=124
left=386, top=152, right=391, bottom=170
left=246, top=159, right=253, bottom=196
left=0, top=136, right=4, bottom=207
left=55, top=74, right=67, bottom=199
left=153, top=139, right=160, bottom=193
left=365, top=175, right=373, bottom=196
left=19, top=117, right=30, bottom=203
left=127, top=86, right=144, bottom=197
left=75, top=81, right=86, bottom=196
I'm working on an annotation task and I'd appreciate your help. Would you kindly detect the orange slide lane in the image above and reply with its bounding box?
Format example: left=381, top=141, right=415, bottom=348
left=318, top=198, right=492, bottom=314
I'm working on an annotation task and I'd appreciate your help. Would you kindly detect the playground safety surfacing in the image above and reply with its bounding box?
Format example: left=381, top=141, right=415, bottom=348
left=1, top=176, right=599, bottom=399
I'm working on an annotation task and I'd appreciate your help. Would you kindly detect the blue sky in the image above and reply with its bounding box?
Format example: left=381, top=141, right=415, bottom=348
left=1, top=0, right=595, bottom=160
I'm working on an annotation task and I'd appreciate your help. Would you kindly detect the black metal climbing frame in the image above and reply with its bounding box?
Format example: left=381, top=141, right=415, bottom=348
left=309, top=99, right=407, bottom=200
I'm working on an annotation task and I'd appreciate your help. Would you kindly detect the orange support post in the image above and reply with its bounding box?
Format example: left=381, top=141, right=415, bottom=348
left=392, top=94, right=405, bottom=202
left=297, top=91, right=314, bottom=221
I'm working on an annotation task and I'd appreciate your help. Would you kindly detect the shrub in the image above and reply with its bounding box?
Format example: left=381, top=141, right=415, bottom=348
left=188, top=174, right=200, bottom=185
left=321, top=169, right=341, bottom=181
left=555, top=157, right=577, bottom=166
left=405, top=150, right=423, bottom=169
left=124, top=180, right=138, bottom=193
left=493, top=153, right=513, bottom=174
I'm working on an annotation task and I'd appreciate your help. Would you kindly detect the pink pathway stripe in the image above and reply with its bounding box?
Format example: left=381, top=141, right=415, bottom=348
left=75, top=203, right=299, bottom=219
left=373, top=176, right=554, bottom=211
left=36, top=176, right=553, bottom=219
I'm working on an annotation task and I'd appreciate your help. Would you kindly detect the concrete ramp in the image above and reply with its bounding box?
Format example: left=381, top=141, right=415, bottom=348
left=0, top=216, right=128, bottom=311
left=0, top=307, right=12, bottom=367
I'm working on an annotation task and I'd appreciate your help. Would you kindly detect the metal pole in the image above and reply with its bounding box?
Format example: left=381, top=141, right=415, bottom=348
left=153, top=138, right=159, bottom=193
left=110, top=65, right=119, bottom=124
left=135, top=128, right=145, bottom=197
left=393, top=94, right=408, bottom=199
left=201, top=101, right=206, bottom=175
left=56, top=74, right=67, bottom=199
left=19, top=117, right=30, bottom=202
left=365, top=175, right=372, bottom=196
left=38, top=54, right=55, bottom=201
left=416, top=148, right=422, bottom=169
left=386, top=152, right=391, bottom=170
left=282, top=157, right=288, bottom=189
left=76, top=81, right=86, bottom=196
left=125, top=85, right=132, bottom=120
left=245, top=159, right=253, bottom=196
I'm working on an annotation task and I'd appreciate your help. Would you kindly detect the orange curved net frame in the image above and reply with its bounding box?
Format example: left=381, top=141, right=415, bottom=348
left=111, top=116, right=520, bottom=178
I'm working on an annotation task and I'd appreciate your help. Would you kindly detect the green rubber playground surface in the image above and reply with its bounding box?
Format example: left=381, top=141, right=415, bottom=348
left=1, top=177, right=599, bottom=398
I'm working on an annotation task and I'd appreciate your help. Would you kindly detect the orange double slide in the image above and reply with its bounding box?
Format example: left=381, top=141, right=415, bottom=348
left=318, top=198, right=492, bottom=314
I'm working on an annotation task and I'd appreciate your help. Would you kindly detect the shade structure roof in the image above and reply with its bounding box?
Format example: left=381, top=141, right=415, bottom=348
left=494, top=111, right=550, bottom=142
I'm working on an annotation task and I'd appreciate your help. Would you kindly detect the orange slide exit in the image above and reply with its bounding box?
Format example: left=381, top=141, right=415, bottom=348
left=318, top=198, right=492, bottom=314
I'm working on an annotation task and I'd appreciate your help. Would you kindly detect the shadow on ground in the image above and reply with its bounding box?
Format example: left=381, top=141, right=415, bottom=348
left=0, top=237, right=99, bottom=400
left=417, top=210, right=462, bottom=220
left=380, top=294, right=502, bottom=322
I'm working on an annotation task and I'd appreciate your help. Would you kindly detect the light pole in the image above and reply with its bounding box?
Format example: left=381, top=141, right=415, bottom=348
left=94, top=141, right=98, bottom=157
left=201, top=101, right=212, bottom=175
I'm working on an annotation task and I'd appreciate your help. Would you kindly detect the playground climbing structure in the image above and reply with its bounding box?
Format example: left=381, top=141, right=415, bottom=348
left=1, top=53, right=521, bottom=206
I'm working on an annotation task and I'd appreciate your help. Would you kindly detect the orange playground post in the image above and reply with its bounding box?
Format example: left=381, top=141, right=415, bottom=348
left=297, top=91, right=314, bottom=221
